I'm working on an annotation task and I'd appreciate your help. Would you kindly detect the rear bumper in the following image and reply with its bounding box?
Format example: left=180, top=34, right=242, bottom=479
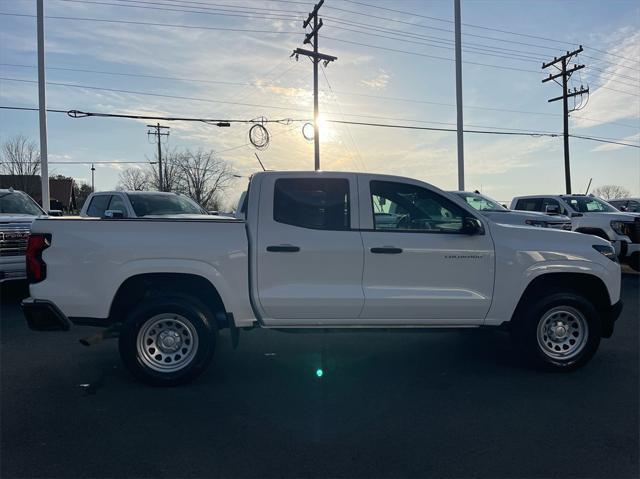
left=21, top=298, right=72, bottom=331
left=602, top=300, right=623, bottom=339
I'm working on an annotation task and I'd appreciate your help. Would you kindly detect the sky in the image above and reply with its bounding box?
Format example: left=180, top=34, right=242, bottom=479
left=0, top=0, right=638, bottom=208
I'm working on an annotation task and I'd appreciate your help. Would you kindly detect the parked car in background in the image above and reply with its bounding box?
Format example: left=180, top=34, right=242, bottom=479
left=511, top=194, right=640, bottom=270
left=23, top=171, right=622, bottom=385
left=452, top=191, right=572, bottom=230
left=80, top=191, right=209, bottom=218
left=609, top=198, right=640, bottom=213
left=0, top=189, right=45, bottom=282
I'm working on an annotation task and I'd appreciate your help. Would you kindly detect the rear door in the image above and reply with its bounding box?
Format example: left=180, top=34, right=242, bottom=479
left=255, top=174, right=364, bottom=324
left=358, top=177, right=495, bottom=323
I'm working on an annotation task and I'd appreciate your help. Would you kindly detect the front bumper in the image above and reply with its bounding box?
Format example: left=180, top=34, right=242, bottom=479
left=0, top=257, right=26, bottom=282
left=21, top=298, right=72, bottom=331
left=601, top=300, right=623, bottom=338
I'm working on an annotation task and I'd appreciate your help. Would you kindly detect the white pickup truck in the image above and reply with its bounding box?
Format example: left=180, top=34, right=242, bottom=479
left=22, top=172, right=623, bottom=385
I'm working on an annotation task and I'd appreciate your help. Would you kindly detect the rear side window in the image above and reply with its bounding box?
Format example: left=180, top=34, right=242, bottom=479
left=108, top=195, right=128, bottom=217
left=86, top=195, right=111, bottom=217
left=273, top=178, right=350, bottom=230
left=515, top=198, right=542, bottom=212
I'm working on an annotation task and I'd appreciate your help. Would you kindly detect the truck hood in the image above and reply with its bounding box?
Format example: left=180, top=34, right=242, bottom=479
left=0, top=214, right=39, bottom=223
left=488, top=221, right=611, bottom=263
left=139, top=214, right=232, bottom=220
left=580, top=211, right=640, bottom=221
left=482, top=209, right=570, bottom=225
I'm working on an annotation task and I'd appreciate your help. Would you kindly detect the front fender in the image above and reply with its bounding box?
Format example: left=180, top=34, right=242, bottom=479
left=485, top=255, right=620, bottom=326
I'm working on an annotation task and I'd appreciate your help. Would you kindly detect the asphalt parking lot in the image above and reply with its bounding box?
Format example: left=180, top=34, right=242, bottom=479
left=1, top=274, right=638, bottom=479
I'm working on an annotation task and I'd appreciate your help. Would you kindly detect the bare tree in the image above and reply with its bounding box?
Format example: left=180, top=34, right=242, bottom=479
left=117, top=168, right=149, bottom=191
left=176, top=149, right=235, bottom=209
left=0, top=135, right=40, bottom=194
left=146, top=148, right=184, bottom=193
left=592, top=185, right=630, bottom=200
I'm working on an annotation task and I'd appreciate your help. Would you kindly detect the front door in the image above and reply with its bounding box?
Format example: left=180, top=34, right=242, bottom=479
left=255, top=174, right=364, bottom=325
left=359, top=178, right=495, bottom=324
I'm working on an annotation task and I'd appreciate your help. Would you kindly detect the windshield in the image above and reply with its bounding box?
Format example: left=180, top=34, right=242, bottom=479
left=456, top=192, right=507, bottom=211
left=126, top=193, right=205, bottom=216
left=0, top=191, right=45, bottom=215
left=561, top=196, right=617, bottom=213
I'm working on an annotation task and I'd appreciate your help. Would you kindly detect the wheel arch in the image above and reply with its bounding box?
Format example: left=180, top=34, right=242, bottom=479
left=109, top=273, right=230, bottom=329
left=511, top=272, right=612, bottom=333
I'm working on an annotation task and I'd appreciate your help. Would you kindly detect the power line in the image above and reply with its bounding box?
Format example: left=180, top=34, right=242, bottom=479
left=3, top=105, right=637, bottom=148
left=0, top=63, right=251, bottom=87
left=0, top=12, right=300, bottom=35
left=322, top=36, right=543, bottom=74
left=326, top=119, right=640, bottom=148
left=113, top=0, right=305, bottom=15
left=0, top=77, right=312, bottom=113
left=339, top=0, right=640, bottom=65
left=54, top=0, right=300, bottom=22
left=0, top=106, right=300, bottom=124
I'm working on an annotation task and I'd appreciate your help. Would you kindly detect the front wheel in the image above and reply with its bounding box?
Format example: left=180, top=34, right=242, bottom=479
left=119, top=295, right=217, bottom=386
left=512, top=292, right=601, bottom=371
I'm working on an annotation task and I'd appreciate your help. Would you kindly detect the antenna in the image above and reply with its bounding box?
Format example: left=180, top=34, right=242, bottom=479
left=254, top=153, right=266, bottom=171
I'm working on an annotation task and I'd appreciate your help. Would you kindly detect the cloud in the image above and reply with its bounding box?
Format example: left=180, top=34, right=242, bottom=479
left=572, top=30, right=640, bottom=130
left=592, top=132, right=640, bottom=152
left=361, top=70, right=390, bottom=90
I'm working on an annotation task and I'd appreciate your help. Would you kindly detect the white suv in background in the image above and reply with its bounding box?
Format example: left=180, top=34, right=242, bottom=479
left=452, top=191, right=572, bottom=230
left=511, top=194, right=640, bottom=270
left=609, top=198, right=640, bottom=213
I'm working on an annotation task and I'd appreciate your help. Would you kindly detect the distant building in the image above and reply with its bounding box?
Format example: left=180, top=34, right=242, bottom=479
left=0, top=175, right=77, bottom=212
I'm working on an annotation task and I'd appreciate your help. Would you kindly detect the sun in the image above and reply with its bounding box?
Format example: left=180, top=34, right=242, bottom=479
left=301, top=115, right=334, bottom=143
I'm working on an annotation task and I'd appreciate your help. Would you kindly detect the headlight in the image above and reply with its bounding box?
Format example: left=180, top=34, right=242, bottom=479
left=610, top=220, right=630, bottom=236
left=525, top=219, right=547, bottom=227
left=593, top=244, right=618, bottom=262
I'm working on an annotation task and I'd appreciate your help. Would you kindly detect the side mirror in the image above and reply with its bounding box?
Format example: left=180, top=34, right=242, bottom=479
left=462, top=217, right=484, bottom=235
left=103, top=210, right=124, bottom=219
left=619, top=206, right=627, bottom=212
left=545, top=204, right=560, bottom=215
left=47, top=209, right=63, bottom=217
left=571, top=212, right=583, bottom=218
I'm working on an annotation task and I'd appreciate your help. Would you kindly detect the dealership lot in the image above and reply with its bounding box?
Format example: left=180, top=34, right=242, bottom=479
left=1, top=273, right=638, bottom=479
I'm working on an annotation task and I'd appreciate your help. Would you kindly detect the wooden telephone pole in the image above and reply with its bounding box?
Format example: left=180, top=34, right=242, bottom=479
left=292, top=0, right=337, bottom=171
left=542, top=46, right=589, bottom=194
left=147, top=123, right=169, bottom=191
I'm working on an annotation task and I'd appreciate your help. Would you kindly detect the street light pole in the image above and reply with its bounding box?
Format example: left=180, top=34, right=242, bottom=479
left=37, top=0, right=50, bottom=211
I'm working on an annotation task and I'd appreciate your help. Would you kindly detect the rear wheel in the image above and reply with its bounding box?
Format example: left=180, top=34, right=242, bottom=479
left=119, top=295, right=217, bottom=386
left=512, top=291, right=601, bottom=371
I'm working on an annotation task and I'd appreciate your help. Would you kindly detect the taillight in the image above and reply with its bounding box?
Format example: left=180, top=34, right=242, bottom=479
left=26, top=234, right=51, bottom=284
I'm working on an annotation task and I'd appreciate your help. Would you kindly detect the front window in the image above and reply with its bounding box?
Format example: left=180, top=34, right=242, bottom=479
left=127, top=193, right=204, bottom=216
left=0, top=191, right=45, bottom=216
left=456, top=192, right=507, bottom=212
left=371, top=181, right=466, bottom=233
left=562, top=196, right=617, bottom=213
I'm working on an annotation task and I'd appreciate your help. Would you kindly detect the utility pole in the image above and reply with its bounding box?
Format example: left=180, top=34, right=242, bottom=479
left=292, top=0, right=336, bottom=171
left=37, top=0, right=50, bottom=212
left=542, top=46, right=589, bottom=194
left=91, top=163, right=95, bottom=192
left=147, top=123, right=169, bottom=191
left=454, top=0, right=464, bottom=191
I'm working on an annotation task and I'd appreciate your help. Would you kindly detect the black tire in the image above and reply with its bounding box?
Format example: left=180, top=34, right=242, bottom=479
left=511, top=291, right=601, bottom=371
left=118, top=295, right=218, bottom=386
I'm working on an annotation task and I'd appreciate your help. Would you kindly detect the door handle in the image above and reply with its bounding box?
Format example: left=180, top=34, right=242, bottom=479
left=370, top=247, right=403, bottom=254
left=266, top=245, right=300, bottom=253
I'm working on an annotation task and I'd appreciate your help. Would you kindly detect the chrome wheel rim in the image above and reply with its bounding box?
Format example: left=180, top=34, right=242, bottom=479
left=536, top=306, right=588, bottom=360
left=137, top=314, right=198, bottom=373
